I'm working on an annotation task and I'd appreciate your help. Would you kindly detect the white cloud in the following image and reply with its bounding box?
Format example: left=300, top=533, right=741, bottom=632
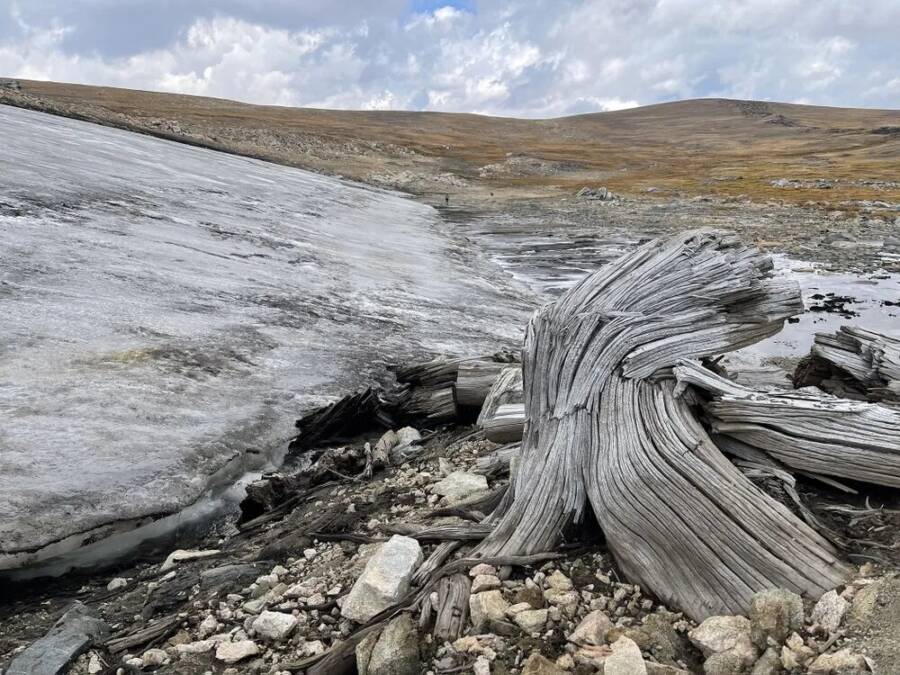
left=1, top=1, right=898, bottom=117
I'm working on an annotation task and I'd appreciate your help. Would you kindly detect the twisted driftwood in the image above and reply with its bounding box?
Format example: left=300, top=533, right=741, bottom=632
left=476, top=230, right=851, bottom=620
left=675, top=359, right=900, bottom=487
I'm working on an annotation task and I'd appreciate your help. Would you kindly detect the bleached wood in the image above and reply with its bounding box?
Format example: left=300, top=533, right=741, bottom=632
left=476, top=229, right=850, bottom=621
left=476, top=366, right=523, bottom=427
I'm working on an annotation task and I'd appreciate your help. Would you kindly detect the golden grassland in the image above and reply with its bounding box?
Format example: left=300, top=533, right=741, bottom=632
left=3, top=79, right=899, bottom=207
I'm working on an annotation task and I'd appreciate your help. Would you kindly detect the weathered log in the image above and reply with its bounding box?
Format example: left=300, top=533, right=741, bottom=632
left=456, top=360, right=511, bottom=407
left=432, top=573, right=471, bottom=641
left=675, top=359, right=900, bottom=488
left=797, top=326, right=900, bottom=405
left=397, top=383, right=458, bottom=422
left=482, top=403, right=525, bottom=443
left=476, top=366, right=523, bottom=427
left=476, top=229, right=850, bottom=621
left=289, top=388, right=393, bottom=452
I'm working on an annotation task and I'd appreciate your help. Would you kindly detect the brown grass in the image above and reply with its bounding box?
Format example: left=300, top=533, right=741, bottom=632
left=3, top=79, right=898, bottom=206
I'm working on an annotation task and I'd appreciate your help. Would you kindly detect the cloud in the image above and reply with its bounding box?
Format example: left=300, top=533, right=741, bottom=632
left=1, top=1, right=898, bottom=117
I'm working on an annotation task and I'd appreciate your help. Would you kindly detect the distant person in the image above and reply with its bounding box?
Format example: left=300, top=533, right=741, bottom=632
left=445, top=194, right=449, bottom=206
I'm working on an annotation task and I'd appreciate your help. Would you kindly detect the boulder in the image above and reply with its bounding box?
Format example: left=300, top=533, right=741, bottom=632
left=431, top=471, right=488, bottom=503
left=251, top=610, right=297, bottom=641
left=807, top=648, right=869, bottom=674
left=5, top=602, right=109, bottom=675
left=215, top=640, right=260, bottom=664
left=812, top=590, right=850, bottom=633
left=470, top=590, right=510, bottom=631
left=341, top=535, right=423, bottom=622
left=367, top=613, right=420, bottom=675
left=568, top=610, right=613, bottom=646
left=749, top=589, right=804, bottom=649
left=605, top=636, right=648, bottom=675
left=521, top=652, right=567, bottom=675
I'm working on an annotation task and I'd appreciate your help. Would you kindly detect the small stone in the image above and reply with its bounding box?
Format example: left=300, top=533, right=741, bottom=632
left=472, top=574, right=502, bottom=594
left=251, top=611, right=297, bottom=641
left=568, top=610, right=613, bottom=646
left=198, top=614, right=219, bottom=639
left=749, top=588, right=804, bottom=649
left=812, top=590, right=850, bottom=633
left=470, top=590, right=510, bottom=631
left=87, top=652, right=103, bottom=674
left=521, top=652, right=567, bottom=675
left=469, top=563, right=498, bottom=577
left=174, top=640, right=215, bottom=655
left=507, top=602, right=533, bottom=616
left=215, top=640, right=260, bottom=664
left=242, top=597, right=267, bottom=614
left=356, top=630, right=381, bottom=675
left=106, top=578, right=128, bottom=592
left=514, top=608, right=549, bottom=633
left=473, top=655, right=491, bottom=675
left=807, top=648, right=869, bottom=674
left=303, top=548, right=318, bottom=560
left=604, top=636, right=647, bottom=675
left=750, top=647, right=782, bottom=675
left=515, top=585, right=545, bottom=609
left=546, top=570, right=573, bottom=591
left=341, top=535, right=423, bottom=623
left=556, top=653, right=575, bottom=670
left=141, top=648, right=167, bottom=667
left=431, top=471, right=489, bottom=503
left=367, top=613, right=420, bottom=675
left=689, top=615, right=758, bottom=669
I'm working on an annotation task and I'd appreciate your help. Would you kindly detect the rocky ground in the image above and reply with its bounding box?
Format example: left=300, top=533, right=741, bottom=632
left=1, top=417, right=898, bottom=675
left=1, top=84, right=899, bottom=675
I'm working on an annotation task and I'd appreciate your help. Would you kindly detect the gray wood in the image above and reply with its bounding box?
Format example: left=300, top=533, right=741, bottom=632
left=475, top=229, right=850, bottom=621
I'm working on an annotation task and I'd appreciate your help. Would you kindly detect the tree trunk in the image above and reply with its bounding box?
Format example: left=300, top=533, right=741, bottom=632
left=476, top=230, right=851, bottom=621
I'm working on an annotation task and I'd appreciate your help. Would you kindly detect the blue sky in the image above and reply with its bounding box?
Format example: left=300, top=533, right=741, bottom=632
left=1, top=1, right=898, bottom=117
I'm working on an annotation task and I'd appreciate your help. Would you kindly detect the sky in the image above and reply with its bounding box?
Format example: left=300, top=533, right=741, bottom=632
left=1, top=1, right=898, bottom=118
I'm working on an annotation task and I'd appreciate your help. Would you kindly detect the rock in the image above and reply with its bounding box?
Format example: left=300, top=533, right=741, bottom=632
left=568, top=610, right=613, bottom=646
left=807, top=648, right=869, bottom=674
left=705, top=650, right=753, bottom=675
left=87, top=652, right=103, bottom=675
left=141, top=648, right=168, bottom=667
left=546, top=570, right=573, bottom=591
left=175, top=640, right=215, bottom=655
left=545, top=589, right=579, bottom=615
left=521, top=652, right=567, bottom=675
left=846, top=576, right=900, bottom=673
left=106, top=577, right=128, bottom=592
left=473, top=655, right=491, bottom=675
left=367, top=613, right=420, bottom=675
left=198, top=614, right=219, bottom=639
left=431, top=471, right=488, bottom=502
left=341, top=534, right=423, bottom=622
left=514, top=608, right=549, bottom=633
left=159, top=548, right=220, bottom=572
left=470, top=590, right=510, bottom=631
left=515, top=584, right=545, bottom=609
left=472, top=574, right=502, bottom=594
left=356, top=629, right=381, bottom=675
left=689, top=615, right=757, bottom=669
left=469, top=563, right=498, bottom=577
left=812, top=590, right=850, bottom=633
left=780, top=633, right=815, bottom=670
left=645, top=664, right=692, bottom=675
left=5, top=601, right=110, bottom=675
left=625, top=612, right=688, bottom=666
left=215, top=640, right=260, bottom=663
left=749, top=589, right=804, bottom=649
left=251, top=610, right=297, bottom=641
left=242, top=596, right=267, bottom=614
left=750, top=647, right=782, bottom=675
left=605, top=636, right=648, bottom=675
